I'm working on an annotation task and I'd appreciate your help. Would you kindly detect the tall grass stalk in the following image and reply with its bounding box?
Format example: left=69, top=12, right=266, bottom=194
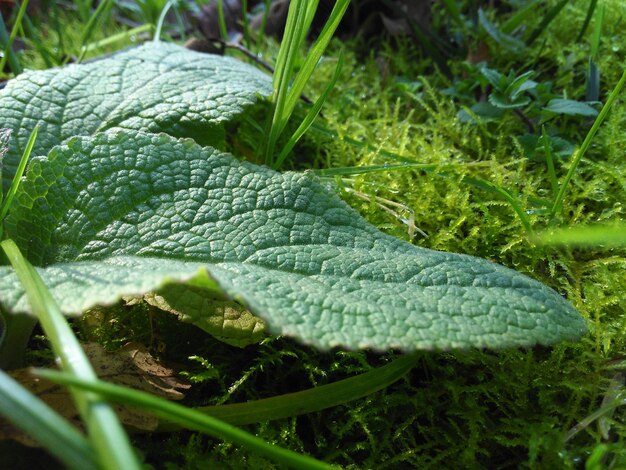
left=551, top=69, right=626, bottom=217
left=264, top=0, right=349, bottom=167
left=0, top=126, right=37, bottom=222
left=273, top=51, right=344, bottom=168
left=78, top=0, right=114, bottom=62
left=217, top=0, right=229, bottom=41
left=35, top=369, right=337, bottom=470
left=0, top=126, right=38, bottom=369
left=0, top=0, right=29, bottom=76
left=0, top=240, right=141, bottom=470
left=154, top=0, right=177, bottom=41
left=0, top=370, right=98, bottom=469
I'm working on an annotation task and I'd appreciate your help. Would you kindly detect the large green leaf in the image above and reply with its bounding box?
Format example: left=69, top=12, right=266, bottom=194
left=0, top=130, right=587, bottom=350
left=0, top=41, right=272, bottom=192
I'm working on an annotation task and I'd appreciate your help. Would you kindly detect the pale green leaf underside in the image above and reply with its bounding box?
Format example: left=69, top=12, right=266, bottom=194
left=0, top=41, right=272, bottom=192
left=0, top=130, right=587, bottom=350
left=144, top=288, right=266, bottom=348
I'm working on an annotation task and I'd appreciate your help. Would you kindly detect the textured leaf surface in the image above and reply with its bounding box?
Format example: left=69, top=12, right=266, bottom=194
left=0, top=41, right=272, bottom=191
left=0, top=130, right=587, bottom=350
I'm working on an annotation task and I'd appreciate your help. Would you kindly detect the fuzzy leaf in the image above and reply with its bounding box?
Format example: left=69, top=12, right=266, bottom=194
left=0, top=130, right=587, bottom=351
left=0, top=41, right=272, bottom=192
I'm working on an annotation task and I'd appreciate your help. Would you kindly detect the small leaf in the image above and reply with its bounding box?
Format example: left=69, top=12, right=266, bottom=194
left=517, top=133, right=575, bottom=159
left=543, top=99, right=599, bottom=117
left=507, top=74, right=537, bottom=100
left=489, top=91, right=530, bottom=109
left=0, top=130, right=587, bottom=351
left=478, top=9, right=525, bottom=52
left=458, top=101, right=505, bottom=123
left=480, top=66, right=504, bottom=89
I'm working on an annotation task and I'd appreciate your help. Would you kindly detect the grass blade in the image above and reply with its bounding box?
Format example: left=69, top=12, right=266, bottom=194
left=192, top=353, right=417, bottom=426
left=85, top=24, right=154, bottom=53
left=217, top=0, right=229, bottom=41
left=0, top=126, right=37, bottom=222
left=76, top=0, right=93, bottom=23
left=21, top=14, right=55, bottom=67
left=154, top=0, right=177, bottom=41
left=311, top=162, right=440, bottom=177
left=461, top=176, right=533, bottom=234
left=576, top=0, right=598, bottom=42
left=78, top=0, right=114, bottom=63
left=526, top=0, right=569, bottom=46
left=265, top=0, right=309, bottom=164
left=551, top=69, right=626, bottom=217
left=0, top=0, right=29, bottom=76
left=501, top=0, right=540, bottom=34
left=265, top=0, right=348, bottom=165
left=258, top=0, right=272, bottom=43
left=271, top=0, right=303, bottom=92
left=0, top=369, right=98, bottom=470
left=242, top=0, right=250, bottom=48
left=274, top=51, right=344, bottom=168
left=33, top=369, right=337, bottom=470
left=590, top=3, right=604, bottom=59
left=282, top=0, right=349, bottom=129
left=0, top=240, right=141, bottom=470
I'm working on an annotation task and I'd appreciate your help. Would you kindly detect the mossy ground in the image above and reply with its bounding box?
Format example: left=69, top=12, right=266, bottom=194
left=6, top=0, right=626, bottom=468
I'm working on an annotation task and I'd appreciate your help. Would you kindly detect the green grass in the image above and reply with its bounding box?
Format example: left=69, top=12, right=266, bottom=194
left=2, top=0, right=626, bottom=467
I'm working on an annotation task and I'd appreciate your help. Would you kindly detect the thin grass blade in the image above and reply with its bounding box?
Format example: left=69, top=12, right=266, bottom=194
left=155, top=0, right=177, bottom=41
left=217, top=0, right=229, bottom=41
left=311, top=162, right=439, bottom=177
left=78, top=0, right=114, bottom=62
left=0, top=0, right=29, bottom=76
left=33, top=369, right=337, bottom=470
left=191, top=353, right=417, bottom=426
left=0, top=126, right=37, bottom=221
left=274, top=51, right=344, bottom=168
left=86, top=24, right=154, bottom=53
left=0, top=240, right=141, bottom=470
left=526, top=0, right=569, bottom=45
left=576, top=0, right=598, bottom=42
left=297, top=0, right=320, bottom=48
left=551, top=69, right=626, bottom=217
left=271, top=0, right=303, bottom=91
left=501, top=0, right=540, bottom=34
left=265, top=0, right=309, bottom=163
left=0, top=369, right=98, bottom=470
left=282, top=0, right=350, bottom=127
left=20, top=14, right=55, bottom=67
left=461, top=176, right=533, bottom=233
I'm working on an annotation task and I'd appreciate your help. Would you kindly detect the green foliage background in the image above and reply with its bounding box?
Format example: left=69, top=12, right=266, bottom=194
left=3, top=0, right=626, bottom=468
